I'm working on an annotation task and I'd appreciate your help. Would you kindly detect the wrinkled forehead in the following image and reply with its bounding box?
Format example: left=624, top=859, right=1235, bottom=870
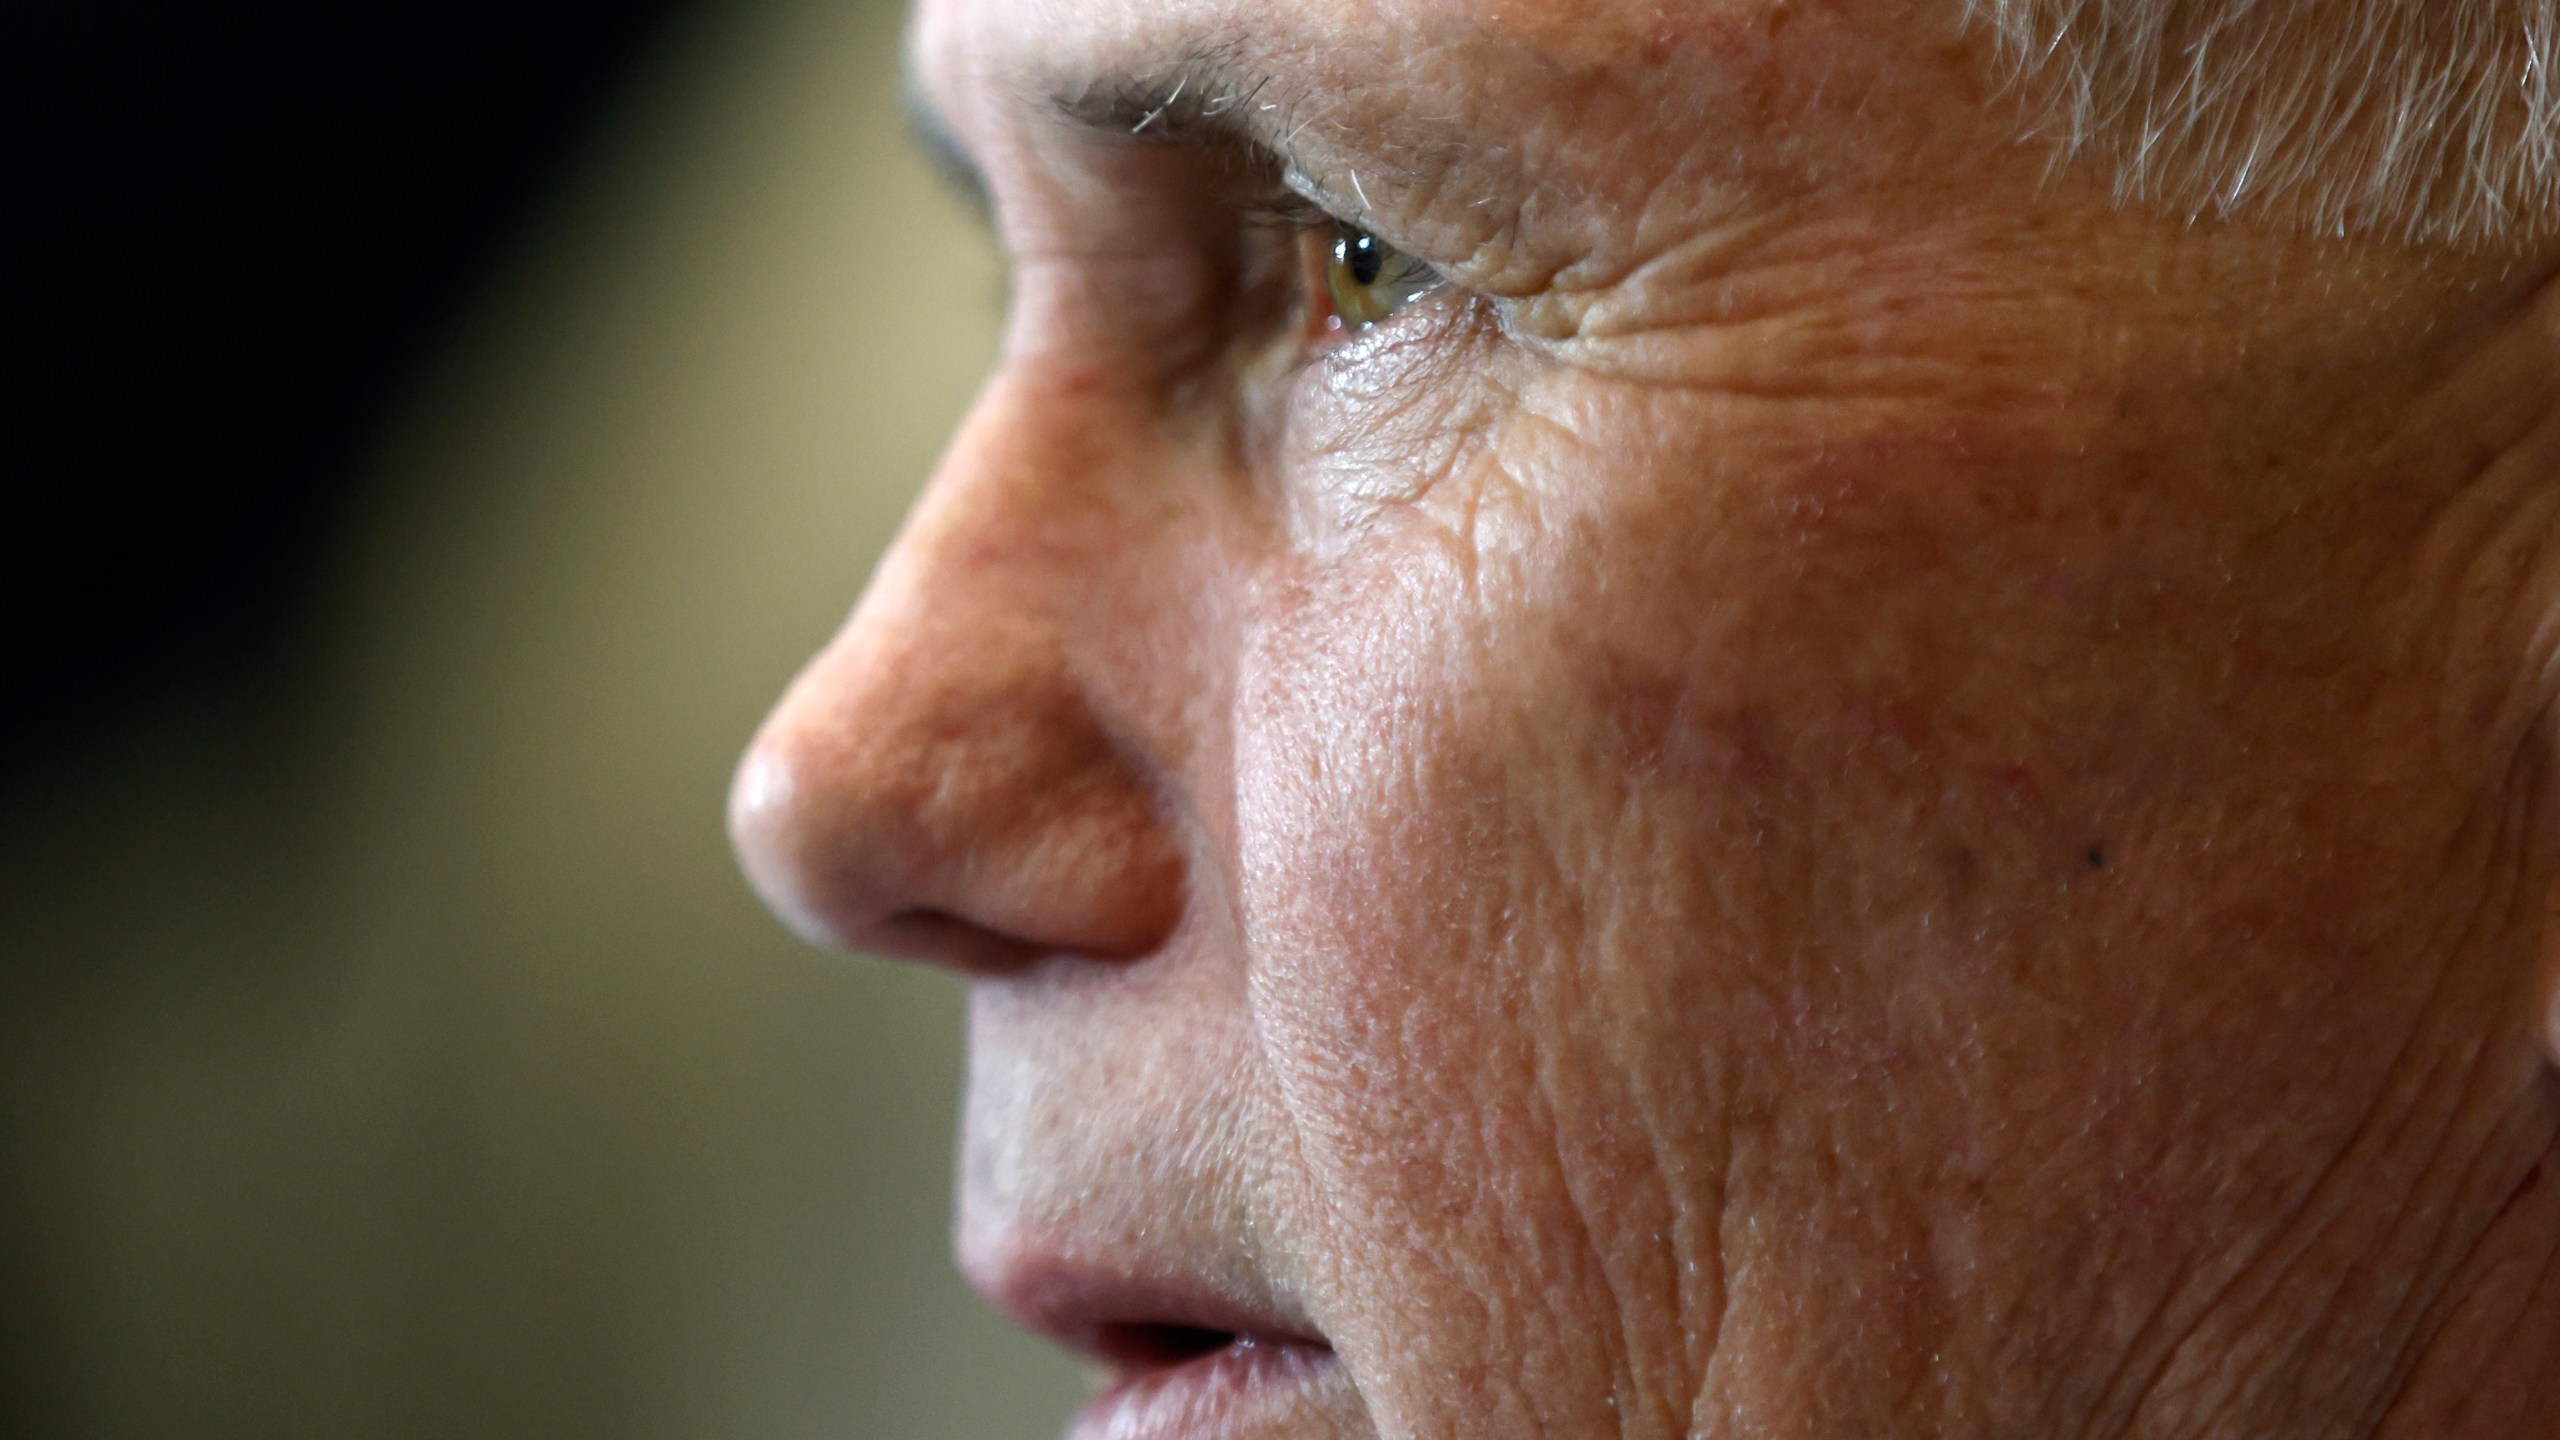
left=911, top=0, right=1774, bottom=80
left=904, top=0, right=1983, bottom=248
left=911, top=0, right=1945, bottom=151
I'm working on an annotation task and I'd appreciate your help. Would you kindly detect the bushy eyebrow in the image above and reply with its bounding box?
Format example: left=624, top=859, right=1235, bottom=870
left=1043, top=51, right=1346, bottom=207
left=1050, top=50, right=1282, bottom=147
left=905, top=39, right=1395, bottom=232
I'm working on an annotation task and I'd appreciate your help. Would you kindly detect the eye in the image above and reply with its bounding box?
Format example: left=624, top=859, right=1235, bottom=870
left=1319, top=222, right=1441, bottom=335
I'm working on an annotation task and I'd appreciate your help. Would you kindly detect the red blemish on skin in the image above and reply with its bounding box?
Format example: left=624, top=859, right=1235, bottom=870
left=1992, top=763, right=2040, bottom=807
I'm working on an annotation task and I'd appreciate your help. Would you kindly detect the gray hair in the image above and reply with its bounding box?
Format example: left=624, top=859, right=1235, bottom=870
left=1960, top=0, right=2558, bottom=247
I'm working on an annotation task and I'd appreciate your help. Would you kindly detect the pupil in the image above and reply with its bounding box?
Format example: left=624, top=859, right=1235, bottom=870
left=1342, top=231, right=1385, bottom=287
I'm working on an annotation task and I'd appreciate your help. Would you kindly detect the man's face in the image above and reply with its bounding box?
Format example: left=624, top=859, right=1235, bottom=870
left=732, top=0, right=2560, bottom=1435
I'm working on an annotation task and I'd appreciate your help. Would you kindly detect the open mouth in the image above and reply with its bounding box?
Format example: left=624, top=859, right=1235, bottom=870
left=963, top=1227, right=1362, bottom=1437
left=1072, top=1322, right=1340, bottom=1440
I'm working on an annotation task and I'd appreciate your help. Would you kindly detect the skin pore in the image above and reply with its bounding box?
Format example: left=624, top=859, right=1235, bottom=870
left=729, top=0, right=2560, bottom=1436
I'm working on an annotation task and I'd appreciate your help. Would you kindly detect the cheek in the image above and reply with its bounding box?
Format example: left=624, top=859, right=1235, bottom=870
left=1232, top=413, right=1933, bottom=1428
left=1232, top=524, right=1544, bottom=1224
left=1223, top=382, right=2478, bottom=1427
left=1231, top=508, right=1702, bottom=1431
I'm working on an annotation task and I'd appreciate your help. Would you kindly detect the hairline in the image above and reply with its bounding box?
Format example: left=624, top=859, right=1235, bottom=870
left=1961, top=0, right=2560, bottom=249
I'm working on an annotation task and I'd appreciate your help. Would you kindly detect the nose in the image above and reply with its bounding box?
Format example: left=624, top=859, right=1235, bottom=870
left=728, top=379, right=1187, bottom=975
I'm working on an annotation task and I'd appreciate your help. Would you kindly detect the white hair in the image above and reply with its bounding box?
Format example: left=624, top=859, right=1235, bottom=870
left=1959, top=0, right=2559, bottom=247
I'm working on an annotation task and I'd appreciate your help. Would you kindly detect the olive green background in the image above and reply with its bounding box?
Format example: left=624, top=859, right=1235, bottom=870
left=0, top=0, right=1088, bottom=1433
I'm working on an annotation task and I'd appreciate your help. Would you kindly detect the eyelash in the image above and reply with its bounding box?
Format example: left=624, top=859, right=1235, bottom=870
left=1232, top=187, right=1445, bottom=343
left=1236, top=187, right=1334, bottom=233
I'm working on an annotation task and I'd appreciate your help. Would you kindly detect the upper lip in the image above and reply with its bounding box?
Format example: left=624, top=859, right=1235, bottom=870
left=962, top=1239, right=1330, bottom=1381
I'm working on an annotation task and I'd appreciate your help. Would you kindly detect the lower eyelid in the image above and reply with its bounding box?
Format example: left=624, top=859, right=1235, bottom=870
left=1321, top=284, right=1472, bottom=360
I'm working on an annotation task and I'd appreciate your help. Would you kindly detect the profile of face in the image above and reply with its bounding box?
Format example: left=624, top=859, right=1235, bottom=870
left=729, top=0, right=2560, bottom=1434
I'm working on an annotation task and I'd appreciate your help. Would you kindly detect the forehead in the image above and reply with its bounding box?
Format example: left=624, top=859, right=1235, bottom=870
left=912, top=0, right=1730, bottom=72
left=902, top=0, right=1988, bottom=265
left=908, top=0, right=1828, bottom=144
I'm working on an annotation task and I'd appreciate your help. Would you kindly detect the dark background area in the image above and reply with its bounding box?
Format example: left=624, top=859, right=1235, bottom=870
left=10, top=0, right=686, bottom=787
left=4, top=5, right=1081, bottom=1433
left=8, top=2, right=683, bottom=1425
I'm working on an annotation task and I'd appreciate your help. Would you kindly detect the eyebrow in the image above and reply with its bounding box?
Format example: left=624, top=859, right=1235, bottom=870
left=1051, top=50, right=1287, bottom=146
left=907, top=45, right=1388, bottom=227
left=1048, top=51, right=1351, bottom=207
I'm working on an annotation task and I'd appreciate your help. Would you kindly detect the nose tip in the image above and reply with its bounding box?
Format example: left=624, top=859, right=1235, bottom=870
left=726, top=744, right=852, bottom=951
left=726, top=642, right=1187, bottom=976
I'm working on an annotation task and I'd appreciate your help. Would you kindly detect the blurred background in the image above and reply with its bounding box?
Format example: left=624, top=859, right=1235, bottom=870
left=4, top=0, right=1088, bottom=1434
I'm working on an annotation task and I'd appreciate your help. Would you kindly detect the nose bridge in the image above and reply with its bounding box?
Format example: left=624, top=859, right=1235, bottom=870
left=730, top=368, right=1188, bottom=972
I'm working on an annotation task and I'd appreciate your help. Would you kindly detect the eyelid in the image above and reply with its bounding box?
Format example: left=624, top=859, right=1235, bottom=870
left=1242, top=192, right=1450, bottom=299
left=1235, top=185, right=1333, bottom=233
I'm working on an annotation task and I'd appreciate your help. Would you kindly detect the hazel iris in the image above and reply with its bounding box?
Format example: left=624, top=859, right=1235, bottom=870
left=1322, top=222, right=1440, bottom=334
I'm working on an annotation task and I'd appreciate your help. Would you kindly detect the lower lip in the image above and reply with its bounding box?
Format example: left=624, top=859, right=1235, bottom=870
left=1070, top=1336, right=1339, bottom=1440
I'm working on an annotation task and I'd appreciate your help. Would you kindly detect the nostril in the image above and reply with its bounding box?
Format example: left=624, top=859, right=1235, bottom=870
left=867, top=907, right=1050, bottom=976
left=732, top=745, right=1058, bottom=969
left=728, top=623, right=1187, bottom=970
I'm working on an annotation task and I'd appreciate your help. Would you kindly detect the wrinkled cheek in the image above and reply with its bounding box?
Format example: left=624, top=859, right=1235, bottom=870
left=1227, top=542, right=1562, bottom=1413
left=1228, top=513, right=1724, bottom=1437
left=1230, top=541, right=1499, bottom=1177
